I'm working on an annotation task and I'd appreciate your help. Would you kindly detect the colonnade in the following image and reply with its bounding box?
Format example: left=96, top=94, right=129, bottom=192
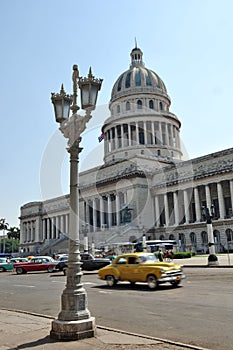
left=83, top=191, right=128, bottom=233
left=104, top=120, right=180, bottom=153
left=42, top=214, right=69, bottom=240
left=154, top=180, right=233, bottom=227
left=22, top=221, right=36, bottom=243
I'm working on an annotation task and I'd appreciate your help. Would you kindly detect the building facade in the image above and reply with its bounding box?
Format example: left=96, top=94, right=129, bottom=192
left=19, top=46, right=233, bottom=255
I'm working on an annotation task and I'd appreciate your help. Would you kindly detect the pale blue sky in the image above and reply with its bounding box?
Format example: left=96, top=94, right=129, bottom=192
left=1, top=0, right=233, bottom=227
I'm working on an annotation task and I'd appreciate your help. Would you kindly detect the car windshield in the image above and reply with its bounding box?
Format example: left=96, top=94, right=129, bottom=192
left=138, top=254, right=159, bottom=263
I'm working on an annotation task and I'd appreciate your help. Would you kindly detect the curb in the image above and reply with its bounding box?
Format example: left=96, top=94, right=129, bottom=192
left=1, top=308, right=210, bottom=350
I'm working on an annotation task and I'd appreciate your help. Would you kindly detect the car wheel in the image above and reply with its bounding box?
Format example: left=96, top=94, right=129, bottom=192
left=106, top=275, right=116, bottom=287
left=0, top=267, right=5, bottom=272
left=147, top=275, right=158, bottom=289
left=16, top=267, right=25, bottom=275
left=47, top=266, right=54, bottom=273
left=170, top=280, right=181, bottom=287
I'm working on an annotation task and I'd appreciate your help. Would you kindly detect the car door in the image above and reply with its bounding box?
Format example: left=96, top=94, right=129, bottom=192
left=115, top=256, right=140, bottom=281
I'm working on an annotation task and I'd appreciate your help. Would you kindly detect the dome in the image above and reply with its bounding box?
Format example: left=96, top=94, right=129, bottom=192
left=111, top=46, right=168, bottom=102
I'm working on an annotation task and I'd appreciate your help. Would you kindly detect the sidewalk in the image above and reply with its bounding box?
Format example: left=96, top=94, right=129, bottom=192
left=0, top=308, right=211, bottom=350
left=173, top=253, right=233, bottom=267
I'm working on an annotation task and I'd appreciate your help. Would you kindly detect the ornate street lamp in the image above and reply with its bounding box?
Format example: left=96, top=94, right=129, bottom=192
left=201, top=205, right=219, bottom=266
left=50, top=64, right=102, bottom=340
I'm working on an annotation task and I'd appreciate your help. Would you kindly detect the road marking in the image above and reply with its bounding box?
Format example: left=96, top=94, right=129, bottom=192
left=13, top=285, right=35, bottom=288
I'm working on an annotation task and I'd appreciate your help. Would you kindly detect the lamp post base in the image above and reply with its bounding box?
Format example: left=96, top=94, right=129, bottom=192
left=207, top=254, right=219, bottom=267
left=50, top=317, right=96, bottom=341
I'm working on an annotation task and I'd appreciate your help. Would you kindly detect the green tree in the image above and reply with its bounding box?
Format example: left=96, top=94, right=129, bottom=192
left=7, top=226, right=20, bottom=253
left=0, top=218, right=9, bottom=253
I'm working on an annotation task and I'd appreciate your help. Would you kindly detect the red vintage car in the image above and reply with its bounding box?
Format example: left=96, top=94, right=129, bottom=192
left=13, top=256, right=57, bottom=274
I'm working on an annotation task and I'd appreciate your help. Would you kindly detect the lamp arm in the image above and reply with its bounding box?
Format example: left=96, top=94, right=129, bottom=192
left=59, top=111, right=92, bottom=148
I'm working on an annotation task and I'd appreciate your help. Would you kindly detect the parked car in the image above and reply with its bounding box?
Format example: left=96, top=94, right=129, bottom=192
left=13, top=256, right=57, bottom=274
left=10, top=257, right=28, bottom=263
left=0, top=258, right=14, bottom=272
left=56, top=253, right=111, bottom=274
left=98, top=252, right=185, bottom=289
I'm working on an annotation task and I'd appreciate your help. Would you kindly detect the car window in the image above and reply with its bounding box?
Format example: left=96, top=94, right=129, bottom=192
left=128, top=257, right=138, bottom=264
left=116, top=257, right=127, bottom=264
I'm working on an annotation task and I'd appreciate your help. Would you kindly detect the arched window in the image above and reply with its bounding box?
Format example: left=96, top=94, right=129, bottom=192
left=226, top=228, right=233, bottom=241
left=117, top=105, right=120, bottom=113
left=179, top=233, right=186, bottom=244
left=159, top=101, right=163, bottom=110
left=137, top=99, right=142, bottom=109
left=125, top=72, right=131, bottom=88
left=159, top=235, right=165, bottom=240
left=201, top=231, right=208, bottom=244
left=126, top=101, right=130, bottom=111
left=169, top=234, right=175, bottom=240
left=149, top=100, right=154, bottom=109
left=190, top=232, right=197, bottom=245
left=213, top=230, right=220, bottom=243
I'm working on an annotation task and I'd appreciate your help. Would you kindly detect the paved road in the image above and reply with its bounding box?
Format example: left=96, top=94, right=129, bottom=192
left=0, top=267, right=232, bottom=350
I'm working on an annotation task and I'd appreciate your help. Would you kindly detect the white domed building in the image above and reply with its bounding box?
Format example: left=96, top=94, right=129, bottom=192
left=19, top=46, right=233, bottom=255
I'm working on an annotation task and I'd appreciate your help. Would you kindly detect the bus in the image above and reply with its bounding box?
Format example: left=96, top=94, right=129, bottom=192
left=134, top=239, right=177, bottom=253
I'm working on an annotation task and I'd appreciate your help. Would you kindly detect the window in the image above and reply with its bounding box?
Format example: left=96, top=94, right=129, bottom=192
left=149, top=100, right=154, bottom=109
left=226, top=229, right=233, bottom=241
left=201, top=231, right=208, bottom=244
left=117, top=257, right=126, bottom=264
left=146, top=73, right=152, bottom=86
left=190, top=232, right=197, bottom=245
left=117, top=105, right=120, bottom=113
left=126, top=101, right=130, bottom=111
left=159, top=101, right=163, bottom=110
left=125, top=72, right=131, bottom=88
left=137, top=99, right=142, bottom=109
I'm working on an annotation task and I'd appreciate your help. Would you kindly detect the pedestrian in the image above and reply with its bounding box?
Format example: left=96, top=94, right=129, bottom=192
left=158, top=249, right=163, bottom=262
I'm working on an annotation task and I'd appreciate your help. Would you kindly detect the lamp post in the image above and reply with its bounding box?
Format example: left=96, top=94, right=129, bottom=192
left=201, top=205, right=219, bottom=266
left=50, top=64, right=102, bottom=340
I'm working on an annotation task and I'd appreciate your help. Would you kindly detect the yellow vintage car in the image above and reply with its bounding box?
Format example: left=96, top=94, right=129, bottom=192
left=98, top=252, right=185, bottom=289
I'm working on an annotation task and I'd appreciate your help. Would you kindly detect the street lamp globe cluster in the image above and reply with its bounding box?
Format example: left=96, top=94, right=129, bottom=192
left=50, top=64, right=102, bottom=340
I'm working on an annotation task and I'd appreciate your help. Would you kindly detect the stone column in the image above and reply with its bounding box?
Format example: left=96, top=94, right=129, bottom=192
left=151, top=121, right=155, bottom=144
left=154, top=195, right=160, bottom=227
left=100, top=196, right=104, bottom=229
left=85, top=201, right=90, bottom=229
left=107, top=195, right=112, bottom=228
left=158, top=122, right=162, bottom=145
left=173, top=191, right=179, bottom=226
left=164, top=193, right=170, bottom=226
left=144, top=121, right=147, bottom=144
left=60, top=215, right=64, bottom=235
left=128, top=123, right=132, bottom=146
left=93, top=198, right=97, bottom=232
left=230, top=180, right=233, bottom=217
left=194, top=187, right=201, bottom=222
left=217, top=182, right=225, bottom=219
left=183, top=189, right=190, bottom=224
left=116, top=193, right=121, bottom=226
left=205, top=185, right=212, bottom=209
left=136, top=122, right=139, bottom=144
left=43, top=219, right=47, bottom=240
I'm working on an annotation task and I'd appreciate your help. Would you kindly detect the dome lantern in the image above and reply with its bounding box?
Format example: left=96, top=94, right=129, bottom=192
left=130, top=46, right=144, bottom=68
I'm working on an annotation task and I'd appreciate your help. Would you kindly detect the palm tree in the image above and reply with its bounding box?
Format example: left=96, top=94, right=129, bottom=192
left=0, top=218, right=9, bottom=253
left=7, top=226, right=20, bottom=253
